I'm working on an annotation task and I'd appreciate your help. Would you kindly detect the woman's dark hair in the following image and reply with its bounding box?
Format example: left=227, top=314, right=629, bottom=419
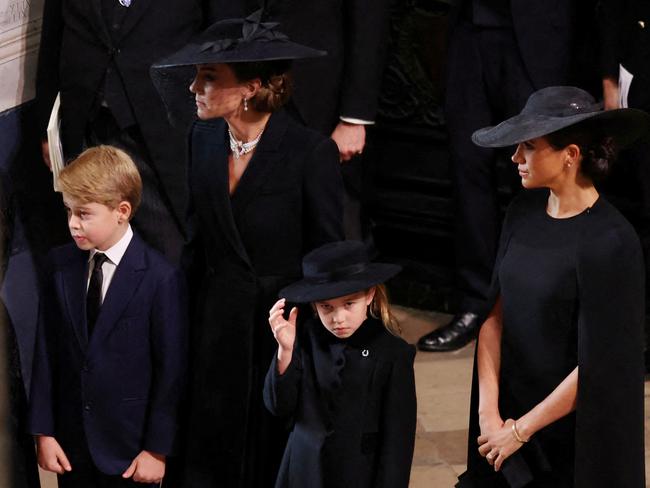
left=229, top=60, right=293, bottom=113
left=545, top=120, right=619, bottom=183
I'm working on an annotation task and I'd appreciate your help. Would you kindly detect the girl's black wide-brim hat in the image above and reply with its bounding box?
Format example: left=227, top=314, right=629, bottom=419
left=150, top=9, right=325, bottom=127
left=472, top=86, right=650, bottom=148
left=279, top=241, right=402, bottom=303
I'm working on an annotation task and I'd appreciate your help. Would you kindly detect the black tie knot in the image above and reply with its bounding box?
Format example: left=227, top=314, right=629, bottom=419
left=93, top=253, right=109, bottom=270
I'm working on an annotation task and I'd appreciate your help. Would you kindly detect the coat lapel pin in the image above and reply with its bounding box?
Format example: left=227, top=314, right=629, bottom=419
left=638, top=20, right=645, bottom=29
left=361, top=349, right=369, bottom=357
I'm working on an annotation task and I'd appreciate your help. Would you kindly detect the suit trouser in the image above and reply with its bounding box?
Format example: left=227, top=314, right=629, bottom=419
left=85, top=107, right=184, bottom=264
left=444, top=21, right=535, bottom=315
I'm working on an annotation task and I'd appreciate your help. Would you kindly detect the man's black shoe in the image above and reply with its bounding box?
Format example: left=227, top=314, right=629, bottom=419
left=417, top=312, right=481, bottom=352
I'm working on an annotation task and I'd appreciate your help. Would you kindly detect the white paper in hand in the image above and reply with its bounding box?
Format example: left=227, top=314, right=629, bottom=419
left=47, top=93, right=65, bottom=192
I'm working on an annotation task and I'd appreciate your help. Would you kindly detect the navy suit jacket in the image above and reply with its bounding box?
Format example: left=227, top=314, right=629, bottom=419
left=28, top=233, right=188, bottom=475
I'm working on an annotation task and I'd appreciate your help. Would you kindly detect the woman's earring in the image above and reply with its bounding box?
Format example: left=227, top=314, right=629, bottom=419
left=243, top=97, right=248, bottom=111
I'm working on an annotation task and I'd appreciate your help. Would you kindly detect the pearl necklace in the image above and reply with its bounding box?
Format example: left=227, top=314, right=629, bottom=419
left=228, top=126, right=264, bottom=159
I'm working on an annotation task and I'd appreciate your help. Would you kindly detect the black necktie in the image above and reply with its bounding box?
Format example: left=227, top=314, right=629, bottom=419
left=87, top=253, right=109, bottom=337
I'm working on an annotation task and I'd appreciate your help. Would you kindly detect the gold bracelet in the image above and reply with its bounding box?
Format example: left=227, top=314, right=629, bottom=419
left=511, top=421, right=528, bottom=443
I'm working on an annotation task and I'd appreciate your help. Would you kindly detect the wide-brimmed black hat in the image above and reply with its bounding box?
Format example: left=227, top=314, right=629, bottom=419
left=153, top=9, right=325, bottom=69
left=472, top=86, right=650, bottom=148
left=279, top=241, right=402, bottom=303
left=150, top=9, right=325, bottom=127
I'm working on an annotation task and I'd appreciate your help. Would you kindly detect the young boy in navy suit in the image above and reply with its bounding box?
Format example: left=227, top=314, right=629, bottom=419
left=28, top=145, right=188, bottom=487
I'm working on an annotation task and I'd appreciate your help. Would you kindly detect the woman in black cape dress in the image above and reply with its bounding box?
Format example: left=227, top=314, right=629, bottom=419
left=152, top=14, right=345, bottom=488
left=456, top=86, right=650, bottom=488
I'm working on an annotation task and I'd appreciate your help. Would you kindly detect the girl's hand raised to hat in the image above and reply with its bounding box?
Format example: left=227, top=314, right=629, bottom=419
left=269, top=298, right=298, bottom=374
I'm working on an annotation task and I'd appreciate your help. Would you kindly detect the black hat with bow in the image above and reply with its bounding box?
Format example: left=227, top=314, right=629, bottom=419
left=150, top=9, right=325, bottom=126
left=153, top=9, right=326, bottom=68
left=279, top=241, right=402, bottom=303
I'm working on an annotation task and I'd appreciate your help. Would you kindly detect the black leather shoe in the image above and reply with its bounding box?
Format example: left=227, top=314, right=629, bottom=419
left=417, top=312, right=481, bottom=352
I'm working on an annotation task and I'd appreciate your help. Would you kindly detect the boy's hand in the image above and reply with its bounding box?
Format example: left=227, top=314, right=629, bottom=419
left=36, top=435, right=72, bottom=474
left=122, top=450, right=166, bottom=484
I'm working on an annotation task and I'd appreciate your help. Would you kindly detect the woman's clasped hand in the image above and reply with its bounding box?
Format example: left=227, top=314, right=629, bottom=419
left=477, top=417, right=525, bottom=471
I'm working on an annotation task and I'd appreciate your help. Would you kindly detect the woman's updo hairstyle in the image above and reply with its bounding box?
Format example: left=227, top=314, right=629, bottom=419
left=545, top=120, right=619, bottom=183
left=229, top=60, right=293, bottom=113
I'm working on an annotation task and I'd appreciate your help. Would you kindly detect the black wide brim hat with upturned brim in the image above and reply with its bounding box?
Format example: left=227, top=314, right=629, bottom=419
left=279, top=241, right=402, bottom=303
left=472, top=86, right=650, bottom=148
left=153, top=9, right=326, bottom=69
left=150, top=9, right=326, bottom=127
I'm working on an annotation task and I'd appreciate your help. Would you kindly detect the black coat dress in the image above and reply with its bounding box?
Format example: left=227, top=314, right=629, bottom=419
left=457, top=190, right=646, bottom=488
left=181, top=109, right=344, bottom=488
left=263, top=317, right=417, bottom=488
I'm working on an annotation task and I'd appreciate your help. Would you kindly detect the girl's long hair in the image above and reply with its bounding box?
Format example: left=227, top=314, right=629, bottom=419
left=369, top=284, right=401, bottom=336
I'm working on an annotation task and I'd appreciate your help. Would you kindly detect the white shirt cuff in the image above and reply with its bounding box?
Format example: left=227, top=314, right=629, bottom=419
left=340, top=117, right=375, bottom=125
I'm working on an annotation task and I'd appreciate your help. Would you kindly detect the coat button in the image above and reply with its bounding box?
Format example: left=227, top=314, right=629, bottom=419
left=84, top=403, right=92, bottom=411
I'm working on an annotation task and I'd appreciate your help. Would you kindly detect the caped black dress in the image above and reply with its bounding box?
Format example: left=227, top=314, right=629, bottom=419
left=457, top=190, right=645, bottom=488
left=263, top=317, right=417, bottom=488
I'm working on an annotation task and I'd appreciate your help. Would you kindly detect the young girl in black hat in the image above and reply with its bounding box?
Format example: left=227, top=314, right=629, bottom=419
left=263, top=240, right=416, bottom=488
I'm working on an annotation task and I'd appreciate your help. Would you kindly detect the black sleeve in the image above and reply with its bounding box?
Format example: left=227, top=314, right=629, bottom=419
left=143, top=268, right=189, bottom=455
left=181, top=124, right=205, bottom=298
left=375, top=346, right=417, bottom=488
left=27, top=264, right=58, bottom=436
left=36, top=0, right=64, bottom=136
left=339, top=0, right=392, bottom=121
left=595, top=0, right=626, bottom=79
left=573, top=219, right=645, bottom=487
left=263, top=349, right=302, bottom=418
left=302, top=137, right=345, bottom=251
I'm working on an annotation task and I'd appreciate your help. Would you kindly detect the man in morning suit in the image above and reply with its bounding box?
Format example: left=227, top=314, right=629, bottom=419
left=266, top=0, right=393, bottom=239
left=35, top=0, right=239, bottom=262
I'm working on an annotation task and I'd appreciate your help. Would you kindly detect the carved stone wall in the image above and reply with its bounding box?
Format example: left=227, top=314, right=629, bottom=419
left=0, top=0, right=44, bottom=113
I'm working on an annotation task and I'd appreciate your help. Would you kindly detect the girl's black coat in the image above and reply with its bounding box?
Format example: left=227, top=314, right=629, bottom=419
left=264, top=317, right=417, bottom=488
left=182, top=109, right=344, bottom=487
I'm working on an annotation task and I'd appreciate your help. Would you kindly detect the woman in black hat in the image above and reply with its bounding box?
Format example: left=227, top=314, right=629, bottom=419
left=152, top=11, right=344, bottom=488
left=263, top=240, right=416, bottom=488
left=456, top=86, right=650, bottom=488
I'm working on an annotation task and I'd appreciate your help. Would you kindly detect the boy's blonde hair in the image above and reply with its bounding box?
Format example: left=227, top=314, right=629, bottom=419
left=369, top=284, right=401, bottom=335
left=58, top=145, right=142, bottom=217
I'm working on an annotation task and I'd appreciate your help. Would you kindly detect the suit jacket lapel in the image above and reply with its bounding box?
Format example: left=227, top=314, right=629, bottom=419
left=87, top=234, right=146, bottom=354
left=61, top=252, right=90, bottom=351
left=196, top=120, right=253, bottom=268
left=230, top=110, right=289, bottom=219
left=89, top=0, right=112, bottom=47
left=115, top=0, right=154, bottom=43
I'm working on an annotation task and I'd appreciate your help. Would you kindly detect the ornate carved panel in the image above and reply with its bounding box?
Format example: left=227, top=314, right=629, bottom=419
left=0, top=0, right=44, bottom=112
